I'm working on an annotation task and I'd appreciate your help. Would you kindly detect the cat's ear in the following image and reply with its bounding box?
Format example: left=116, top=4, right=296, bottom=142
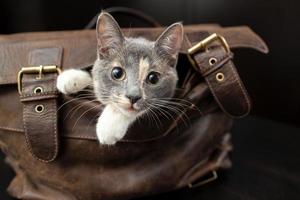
left=155, top=23, right=184, bottom=64
left=96, top=12, right=124, bottom=58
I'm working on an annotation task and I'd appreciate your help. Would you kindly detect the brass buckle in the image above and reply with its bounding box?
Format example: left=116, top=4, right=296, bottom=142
left=188, top=170, right=218, bottom=188
left=187, top=33, right=230, bottom=68
left=17, top=65, right=61, bottom=95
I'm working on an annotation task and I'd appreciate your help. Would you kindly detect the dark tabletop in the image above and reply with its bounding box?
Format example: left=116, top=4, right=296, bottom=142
left=1, top=116, right=299, bottom=200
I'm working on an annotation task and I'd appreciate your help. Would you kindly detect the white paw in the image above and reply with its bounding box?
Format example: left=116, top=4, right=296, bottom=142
left=96, top=115, right=128, bottom=145
left=97, top=127, right=126, bottom=145
left=56, top=69, right=92, bottom=94
left=96, top=105, right=136, bottom=145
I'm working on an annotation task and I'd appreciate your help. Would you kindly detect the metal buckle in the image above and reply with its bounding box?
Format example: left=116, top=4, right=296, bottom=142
left=188, top=170, right=218, bottom=188
left=187, top=33, right=230, bottom=68
left=17, top=65, right=61, bottom=95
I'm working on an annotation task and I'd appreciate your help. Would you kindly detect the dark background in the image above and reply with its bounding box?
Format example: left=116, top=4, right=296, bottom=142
left=0, top=0, right=299, bottom=199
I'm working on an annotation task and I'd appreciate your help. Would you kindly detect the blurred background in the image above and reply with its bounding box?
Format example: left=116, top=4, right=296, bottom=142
left=0, top=0, right=299, bottom=199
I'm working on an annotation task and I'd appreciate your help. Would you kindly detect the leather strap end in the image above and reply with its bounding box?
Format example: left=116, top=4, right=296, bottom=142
left=20, top=47, right=62, bottom=162
left=193, top=46, right=251, bottom=117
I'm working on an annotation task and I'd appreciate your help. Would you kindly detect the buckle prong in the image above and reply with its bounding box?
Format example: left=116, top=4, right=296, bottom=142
left=36, top=65, right=43, bottom=80
left=187, top=33, right=230, bottom=69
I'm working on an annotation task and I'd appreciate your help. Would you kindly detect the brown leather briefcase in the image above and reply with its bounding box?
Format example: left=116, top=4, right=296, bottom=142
left=0, top=25, right=268, bottom=199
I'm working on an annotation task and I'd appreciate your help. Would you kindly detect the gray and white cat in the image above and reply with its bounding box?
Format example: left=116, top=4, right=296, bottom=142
left=57, top=12, right=183, bottom=145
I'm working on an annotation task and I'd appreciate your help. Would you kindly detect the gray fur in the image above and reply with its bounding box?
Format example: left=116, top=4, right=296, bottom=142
left=92, top=12, right=183, bottom=116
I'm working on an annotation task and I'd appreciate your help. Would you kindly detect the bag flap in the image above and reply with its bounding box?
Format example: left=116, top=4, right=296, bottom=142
left=0, top=25, right=268, bottom=86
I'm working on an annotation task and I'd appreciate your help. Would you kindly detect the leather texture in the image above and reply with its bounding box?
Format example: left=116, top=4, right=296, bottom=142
left=0, top=25, right=268, bottom=200
left=191, top=47, right=251, bottom=117
left=20, top=47, right=62, bottom=162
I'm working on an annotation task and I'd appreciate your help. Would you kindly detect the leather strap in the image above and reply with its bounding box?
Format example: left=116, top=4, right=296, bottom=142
left=186, top=33, right=251, bottom=117
left=20, top=47, right=62, bottom=162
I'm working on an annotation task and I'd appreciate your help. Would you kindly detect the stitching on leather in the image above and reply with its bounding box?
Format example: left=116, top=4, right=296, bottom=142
left=205, top=60, right=250, bottom=118
left=23, top=100, right=51, bottom=162
left=22, top=94, right=38, bottom=161
left=191, top=44, right=250, bottom=117
left=20, top=95, right=58, bottom=102
left=21, top=92, right=58, bottom=98
left=204, top=65, right=238, bottom=117
left=0, top=126, right=97, bottom=141
left=227, top=61, right=251, bottom=116
left=121, top=105, right=202, bottom=143
left=21, top=77, right=33, bottom=159
left=64, top=135, right=97, bottom=140
left=65, top=106, right=201, bottom=143
left=192, top=49, right=242, bottom=117
left=21, top=47, right=62, bottom=162
left=51, top=74, right=59, bottom=161
left=178, top=131, right=231, bottom=187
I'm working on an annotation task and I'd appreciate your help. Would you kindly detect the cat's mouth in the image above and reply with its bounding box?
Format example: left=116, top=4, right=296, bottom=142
left=127, top=105, right=137, bottom=112
left=125, top=104, right=141, bottom=113
left=114, top=103, right=141, bottom=116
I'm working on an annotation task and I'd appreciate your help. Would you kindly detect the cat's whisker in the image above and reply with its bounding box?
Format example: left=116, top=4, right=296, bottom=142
left=146, top=102, right=174, bottom=121
left=146, top=109, right=157, bottom=128
left=69, top=99, right=100, bottom=119
left=150, top=98, right=192, bottom=107
left=149, top=100, right=190, bottom=114
left=150, top=98, right=203, bottom=114
left=153, top=97, right=195, bottom=104
left=148, top=107, right=162, bottom=130
left=151, top=101, right=191, bottom=111
left=72, top=104, right=100, bottom=131
left=86, top=112, right=101, bottom=132
left=149, top=102, right=191, bottom=127
left=63, top=99, right=100, bottom=121
left=152, top=102, right=188, bottom=118
left=55, top=14, right=184, bottom=145
left=154, top=98, right=202, bottom=112
left=148, top=103, right=182, bottom=132
left=148, top=110, right=159, bottom=129
left=57, top=95, right=97, bottom=111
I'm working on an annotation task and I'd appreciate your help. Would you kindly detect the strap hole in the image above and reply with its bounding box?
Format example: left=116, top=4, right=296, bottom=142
left=33, top=87, right=43, bottom=94
left=216, top=73, right=225, bottom=82
left=209, top=58, right=217, bottom=66
left=35, top=105, right=44, bottom=113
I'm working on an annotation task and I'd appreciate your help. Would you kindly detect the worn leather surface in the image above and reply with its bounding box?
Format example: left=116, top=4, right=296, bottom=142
left=0, top=25, right=268, bottom=200
left=20, top=47, right=62, bottom=162
left=191, top=47, right=251, bottom=117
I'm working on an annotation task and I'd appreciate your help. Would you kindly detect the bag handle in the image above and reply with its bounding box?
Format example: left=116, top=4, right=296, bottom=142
left=84, top=7, right=161, bottom=29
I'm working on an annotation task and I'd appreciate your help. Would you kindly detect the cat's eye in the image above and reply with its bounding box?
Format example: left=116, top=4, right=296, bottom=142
left=146, top=71, right=160, bottom=85
left=111, top=67, right=125, bottom=80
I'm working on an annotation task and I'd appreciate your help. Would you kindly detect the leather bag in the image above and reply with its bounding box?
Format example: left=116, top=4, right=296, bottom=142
left=0, top=24, right=268, bottom=200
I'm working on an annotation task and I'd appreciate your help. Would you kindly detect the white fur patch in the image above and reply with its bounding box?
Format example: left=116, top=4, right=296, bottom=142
left=96, top=104, right=136, bottom=145
left=57, top=69, right=92, bottom=94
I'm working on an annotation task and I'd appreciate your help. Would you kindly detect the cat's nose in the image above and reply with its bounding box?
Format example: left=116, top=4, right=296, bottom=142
left=126, top=95, right=141, bottom=104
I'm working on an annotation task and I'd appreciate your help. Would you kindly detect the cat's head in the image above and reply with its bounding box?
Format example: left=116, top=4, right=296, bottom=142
left=92, top=12, right=183, bottom=117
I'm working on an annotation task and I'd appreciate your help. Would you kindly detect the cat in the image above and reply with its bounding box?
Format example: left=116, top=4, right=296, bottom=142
left=57, top=12, right=183, bottom=145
